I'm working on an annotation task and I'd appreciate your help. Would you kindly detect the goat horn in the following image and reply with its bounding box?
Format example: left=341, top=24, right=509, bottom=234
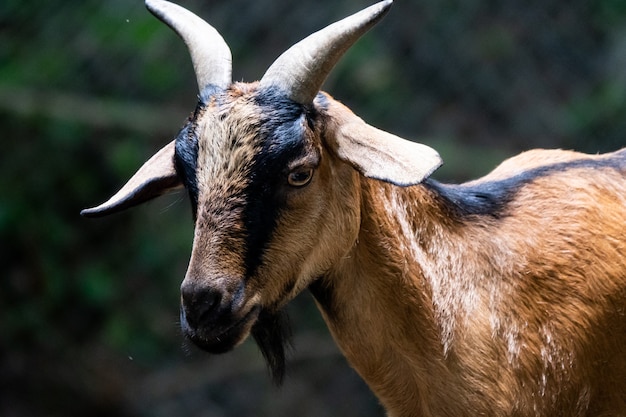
left=259, top=0, right=392, bottom=105
left=146, top=0, right=232, bottom=93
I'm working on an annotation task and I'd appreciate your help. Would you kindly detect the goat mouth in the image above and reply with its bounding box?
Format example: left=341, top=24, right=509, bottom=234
left=183, top=305, right=262, bottom=354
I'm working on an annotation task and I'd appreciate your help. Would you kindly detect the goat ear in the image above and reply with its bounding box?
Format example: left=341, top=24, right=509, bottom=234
left=325, top=101, right=442, bottom=186
left=81, top=140, right=183, bottom=217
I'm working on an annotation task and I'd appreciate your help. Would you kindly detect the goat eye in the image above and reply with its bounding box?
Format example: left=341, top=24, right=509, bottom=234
left=287, top=168, right=314, bottom=187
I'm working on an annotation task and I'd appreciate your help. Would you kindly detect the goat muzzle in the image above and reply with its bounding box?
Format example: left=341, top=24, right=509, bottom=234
left=179, top=279, right=260, bottom=353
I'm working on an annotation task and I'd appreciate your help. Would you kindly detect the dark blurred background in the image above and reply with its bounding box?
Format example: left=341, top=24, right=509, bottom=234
left=2, top=0, right=625, bottom=415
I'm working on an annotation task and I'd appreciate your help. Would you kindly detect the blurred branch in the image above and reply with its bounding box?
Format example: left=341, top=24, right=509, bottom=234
left=0, top=85, right=188, bottom=135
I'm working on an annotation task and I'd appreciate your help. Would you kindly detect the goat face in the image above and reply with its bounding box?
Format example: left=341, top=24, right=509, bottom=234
left=175, top=86, right=363, bottom=354
left=81, top=0, right=441, bottom=380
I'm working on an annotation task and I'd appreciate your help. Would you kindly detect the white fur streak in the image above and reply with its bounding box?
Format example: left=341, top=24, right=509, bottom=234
left=386, top=188, right=458, bottom=355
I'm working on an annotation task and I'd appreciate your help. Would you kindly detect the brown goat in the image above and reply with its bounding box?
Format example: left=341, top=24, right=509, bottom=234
left=82, top=0, right=626, bottom=415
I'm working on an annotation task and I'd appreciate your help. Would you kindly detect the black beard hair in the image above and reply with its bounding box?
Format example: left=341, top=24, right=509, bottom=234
left=251, top=308, right=293, bottom=385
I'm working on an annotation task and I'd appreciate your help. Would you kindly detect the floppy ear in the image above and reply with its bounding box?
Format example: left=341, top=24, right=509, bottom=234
left=81, top=140, right=183, bottom=217
left=323, top=99, right=442, bottom=186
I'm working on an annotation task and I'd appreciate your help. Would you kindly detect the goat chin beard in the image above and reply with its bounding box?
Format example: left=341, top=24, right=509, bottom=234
left=251, top=308, right=293, bottom=385
left=183, top=306, right=293, bottom=386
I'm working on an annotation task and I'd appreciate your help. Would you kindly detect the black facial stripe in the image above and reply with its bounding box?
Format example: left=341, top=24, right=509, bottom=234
left=174, top=102, right=204, bottom=213
left=175, top=87, right=319, bottom=278
left=255, top=87, right=319, bottom=131
left=426, top=150, right=626, bottom=219
left=241, top=89, right=313, bottom=277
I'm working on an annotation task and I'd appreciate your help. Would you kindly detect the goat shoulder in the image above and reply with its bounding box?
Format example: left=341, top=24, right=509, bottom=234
left=314, top=148, right=626, bottom=416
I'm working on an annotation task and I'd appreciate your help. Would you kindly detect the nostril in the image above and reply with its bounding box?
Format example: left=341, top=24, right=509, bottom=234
left=181, top=284, right=222, bottom=328
left=197, top=288, right=222, bottom=321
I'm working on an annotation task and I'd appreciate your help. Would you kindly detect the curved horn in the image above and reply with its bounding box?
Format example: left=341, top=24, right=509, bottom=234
left=146, top=0, right=232, bottom=92
left=259, top=0, right=392, bottom=104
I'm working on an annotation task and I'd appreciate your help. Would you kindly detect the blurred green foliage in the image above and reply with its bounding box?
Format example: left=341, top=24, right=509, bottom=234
left=1, top=0, right=625, bottom=416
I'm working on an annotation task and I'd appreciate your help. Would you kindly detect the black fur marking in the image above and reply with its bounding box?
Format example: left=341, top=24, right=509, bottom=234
left=426, top=151, right=626, bottom=219
left=251, top=309, right=293, bottom=385
left=198, top=84, right=224, bottom=106
left=241, top=89, right=314, bottom=278
left=240, top=89, right=320, bottom=383
left=424, top=179, right=513, bottom=219
left=174, top=101, right=204, bottom=214
left=309, top=278, right=337, bottom=319
left=312, top=91, right=330, bottom=112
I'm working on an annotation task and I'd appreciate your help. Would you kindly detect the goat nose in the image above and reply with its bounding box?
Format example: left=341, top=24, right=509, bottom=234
left=180, top=283, right=221, bottom=328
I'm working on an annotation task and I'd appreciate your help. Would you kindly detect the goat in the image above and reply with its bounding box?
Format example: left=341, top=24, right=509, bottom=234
left=82, top=0, right=626, bottom=415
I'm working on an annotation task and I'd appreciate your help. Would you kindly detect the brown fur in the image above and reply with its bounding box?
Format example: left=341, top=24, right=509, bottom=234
left=84, top=2, right=626, bottom=413
left=179, top=90, right=626, bottom=415
left=86, top=84, right=626, bottom=416
left=182, top=91, right=626, bottom=416
left=310, top=105, right=626, bottom=415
